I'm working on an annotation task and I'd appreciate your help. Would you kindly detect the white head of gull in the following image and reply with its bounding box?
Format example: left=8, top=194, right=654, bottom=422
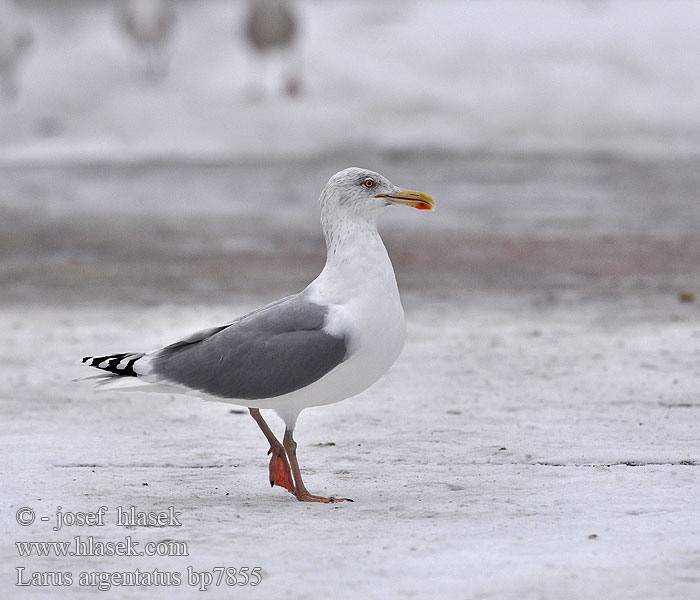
left=82, top=167, right=434, bottom=503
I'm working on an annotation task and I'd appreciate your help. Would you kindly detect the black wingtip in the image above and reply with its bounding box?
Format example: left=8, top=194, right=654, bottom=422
left=81, top=352, right=143, bottom=377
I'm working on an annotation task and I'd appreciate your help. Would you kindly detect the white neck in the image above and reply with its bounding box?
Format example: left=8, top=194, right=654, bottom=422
left=309, top=210, right=399, bottom=304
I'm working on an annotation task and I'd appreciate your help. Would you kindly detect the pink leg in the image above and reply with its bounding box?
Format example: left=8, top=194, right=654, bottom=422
left=248, top=408, right=294, bottom=493
left=283, top=428, right=352, bottom=503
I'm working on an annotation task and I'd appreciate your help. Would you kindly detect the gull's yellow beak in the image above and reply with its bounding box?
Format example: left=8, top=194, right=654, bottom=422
left=377, top=189, right=435, bottom=211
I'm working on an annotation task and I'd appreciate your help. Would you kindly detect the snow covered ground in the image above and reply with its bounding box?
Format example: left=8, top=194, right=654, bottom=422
left=1, top=1, right=700, bottom=598
left=1, top=292, right=699, bottom=599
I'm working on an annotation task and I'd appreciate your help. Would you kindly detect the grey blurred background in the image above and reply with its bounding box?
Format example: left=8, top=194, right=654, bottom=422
left=1, top=0, right=699, bottom=305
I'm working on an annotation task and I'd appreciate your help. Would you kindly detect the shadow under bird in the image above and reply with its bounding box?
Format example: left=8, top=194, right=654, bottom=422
left=117, top=0, right=177, bottom=80
left=82, top=168, right=434, bottom=503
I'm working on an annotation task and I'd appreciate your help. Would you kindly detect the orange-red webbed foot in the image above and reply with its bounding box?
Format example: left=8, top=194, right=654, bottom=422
left=294, top=490, right=353, bottom=504
left=267, top=447, right=294, bottom=493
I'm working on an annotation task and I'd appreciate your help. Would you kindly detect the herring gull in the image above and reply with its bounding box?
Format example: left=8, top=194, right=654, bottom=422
left=82, top=167, right=434, bottom=503
left=0, top=2, right=33, bottom=100
left=117, top=0, right=177, bottom=80
left=242, top=0, right=301, bottom=97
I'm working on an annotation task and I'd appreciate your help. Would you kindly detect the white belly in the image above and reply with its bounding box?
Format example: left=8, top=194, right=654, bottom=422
left=244, top=289, right=406, bottom=424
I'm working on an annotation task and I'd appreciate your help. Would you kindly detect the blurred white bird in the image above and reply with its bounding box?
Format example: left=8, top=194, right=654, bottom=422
left=117, top=0, right=177, bottom=80
left=242, top=0, right=302, bottom=98
left=0, top=2, right=33, bottom=101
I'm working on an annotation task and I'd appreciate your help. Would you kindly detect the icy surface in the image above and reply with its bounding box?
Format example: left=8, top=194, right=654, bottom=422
left=1, top=294, right=699, bottom=599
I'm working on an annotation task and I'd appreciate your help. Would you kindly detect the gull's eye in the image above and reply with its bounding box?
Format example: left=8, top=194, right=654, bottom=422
left=363, top=178, right=376, bottom=189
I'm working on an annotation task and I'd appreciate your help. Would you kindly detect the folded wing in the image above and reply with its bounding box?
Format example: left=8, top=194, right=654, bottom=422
left=151, top=294, right=348, bottom=400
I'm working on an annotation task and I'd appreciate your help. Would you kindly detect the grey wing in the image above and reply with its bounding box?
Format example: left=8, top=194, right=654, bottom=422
left=150, top=294, right=348, bottom=400
left=159, top=294, right=298, bottom=351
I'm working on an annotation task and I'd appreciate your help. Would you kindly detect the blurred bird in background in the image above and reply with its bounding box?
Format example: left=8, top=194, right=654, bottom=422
left=242, top=0, right=302, bottom=99
left=116, top=0, right=177, bottom=81
left=0, top=0, right=33, bottom=101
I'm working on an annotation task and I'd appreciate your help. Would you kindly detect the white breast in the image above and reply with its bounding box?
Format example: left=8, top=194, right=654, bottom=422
left=316, top=274, right=406, bottom=401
